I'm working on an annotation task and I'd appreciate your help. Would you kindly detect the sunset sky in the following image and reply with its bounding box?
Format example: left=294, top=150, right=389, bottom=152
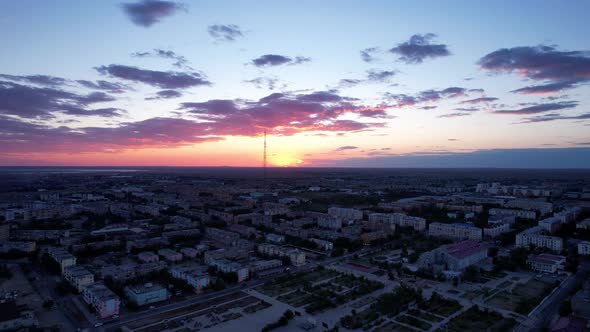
left=1, top=0, right=590, bottom=167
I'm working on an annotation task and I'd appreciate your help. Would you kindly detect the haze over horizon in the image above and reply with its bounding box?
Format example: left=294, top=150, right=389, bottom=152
left=1, top=0, right=590, bottom=168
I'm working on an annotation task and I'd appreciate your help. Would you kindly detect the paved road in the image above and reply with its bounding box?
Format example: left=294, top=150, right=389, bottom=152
left=101, top=250, right=362, bottom=331
left=513, top=263, right=590, bottom=332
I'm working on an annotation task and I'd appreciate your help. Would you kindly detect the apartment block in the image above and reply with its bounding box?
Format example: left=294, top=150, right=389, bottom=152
left=428, top=222, right=482, bottom=241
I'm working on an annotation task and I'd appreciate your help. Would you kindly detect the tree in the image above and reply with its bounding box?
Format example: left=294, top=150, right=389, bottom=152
left=559, top=299, right=572, bottom=317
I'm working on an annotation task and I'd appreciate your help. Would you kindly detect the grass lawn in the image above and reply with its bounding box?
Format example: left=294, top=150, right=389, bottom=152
left=375, top=322, right=417, bottom=332
left=486, top=279, right=553, bottom=314
left=444, top=306, right=516, bottom=332
left=396, top=314, right=433, bottom=330
left=243, top=301, right=271, bottom=314
left=418, top=293, right=462, bottom=317
left=407, top=309, right=444, bottom=322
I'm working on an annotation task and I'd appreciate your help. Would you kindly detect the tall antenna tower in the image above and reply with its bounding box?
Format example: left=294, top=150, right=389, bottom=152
left=263, top=130, right=267, bottom=186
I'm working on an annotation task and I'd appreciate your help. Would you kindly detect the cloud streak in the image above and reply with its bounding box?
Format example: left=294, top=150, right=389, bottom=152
left=251, top=54, right=311, bottom=67
left=96, top=64, right=210, bottom=89
left=208, top=24, right=244, bottom=42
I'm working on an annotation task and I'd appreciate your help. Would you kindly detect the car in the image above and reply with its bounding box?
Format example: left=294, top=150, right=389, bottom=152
left=93, top=322, right=103, bottom=327
left=112, top=315, right=119, bottom=319
left=149, top=306, right=155, bottom=309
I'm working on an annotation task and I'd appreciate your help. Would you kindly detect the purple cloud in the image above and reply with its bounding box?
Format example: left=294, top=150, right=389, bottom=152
left=385, top=87, right=467, bottom=107
left=208, top=24, right=244, bottom=42
left=437, top=112, right=471, bottom=118
left=389, top=33, right=451, bottom=64
left=0, top=74, right=68, bottom=87
left=366, top=70, right=397, bottom=82
left=493, top=101, right=578, bottom=115
left=76, top=80, right=128, bottom=93
left=96, top=64, right=210, bottom=89
left=251, top=54, right=311, bottom=67
left=145, top=89, right=182, bottom=100
left=131, top=49, right=190, bottom=69
left=479, top=45, right=590, bottom=93
left=459, top=97, right=498, bottom=104
left=179, top=91, right=387, bottom=136
left=510, top=80, right=583, bottom=94
left=122, top=0, right=185, bottom=27
left=243, top=77, right=283, bottom=90
left=335, top=146, right=358, bottom=151
left=519, top=112, right=590, bottom=123
left=360, top=47, right=379, bottom=63
left=0, top=81, right=121, bottom=119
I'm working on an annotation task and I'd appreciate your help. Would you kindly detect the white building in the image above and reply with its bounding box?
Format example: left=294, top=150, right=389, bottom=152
left=578, top=241, right=590, bottom=256
left=483, top=223, right=511, bottom=238
left=489, top=208, right=536, bottom=220
left=526, top=254, right=565, bottom=273
left=418, top=240, right=488, bottom=271
left=428, top=222, right=482, bottom=241
left=539, top=216, right=562, bottom=233
left=368, top=213, right=426, bottom=231
left=328, top=207, right=363, bottom=221
left=516, top=226, right=563, bottom=252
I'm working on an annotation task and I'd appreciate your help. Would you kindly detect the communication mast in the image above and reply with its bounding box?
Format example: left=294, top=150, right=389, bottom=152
left=263, top=130, right=267, bottom=186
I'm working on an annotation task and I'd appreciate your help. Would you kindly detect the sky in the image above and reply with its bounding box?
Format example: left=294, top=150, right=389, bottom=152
left=1, top=0, right=590, bottom=168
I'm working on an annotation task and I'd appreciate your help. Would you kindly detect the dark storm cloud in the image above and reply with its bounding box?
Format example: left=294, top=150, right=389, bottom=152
left=251, top=54, right=311, bottom=67
left=122, top=0, right=185, bottom=27
left=95, top=64, right=210, bottom=89
left=479, top=45, right=590, bottom=93
left=208, top=24, right=244, bottom=42
left=389, top=33, right=451, bottom=64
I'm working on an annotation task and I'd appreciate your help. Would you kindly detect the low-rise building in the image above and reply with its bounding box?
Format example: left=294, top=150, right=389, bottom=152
left=157, top=249, right=183, bottom=262
left=124, top=283, right=169, bottom=306
left=47, top=247, right=76, bottom=273
left=63, top=265, right=94, bottom=292
left=257, top=244, right=306, bottom=266
left=578, top=241, right=590, bottom=256
left=428, top=222, right=482, bottom=241
left=539, top=216, right=562, bottom=233
left=483, top=223, right=511, bottom=238
left=83, top=283, right=120, bottom=318
left=526, top=253, right=566, bottom=273
left=328, top=207, right=363, bottom=220
left=169, top=265, right=211, bottom=293
left=180, top=247, right=199, bottom=258
left=265, top=233, right=285, bottom=244
left=516, top=226, right=563, bottom=252
left=489, top=208, right=536, bottom=220
left=418, top=240, right=488, bottom=272
left=138, top=251, right=159, bottom=263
